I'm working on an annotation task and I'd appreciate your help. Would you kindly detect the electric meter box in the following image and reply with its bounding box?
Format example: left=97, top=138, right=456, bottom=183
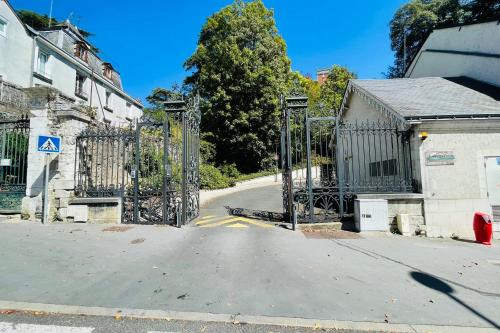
left=354, top=199, right=389, bottom=232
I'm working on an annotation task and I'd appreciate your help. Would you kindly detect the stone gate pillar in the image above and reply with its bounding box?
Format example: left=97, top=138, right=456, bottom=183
left=21, top=87, right=94, bottom=222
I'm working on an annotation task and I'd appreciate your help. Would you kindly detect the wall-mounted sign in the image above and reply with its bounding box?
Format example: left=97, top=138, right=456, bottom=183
left=0, top=159, right=11, bottom=167
left=426, top=151, right=455, bottom=166
left=496, top=157, right=500, bottom=166
left=37, top=135, right=61, bottom=153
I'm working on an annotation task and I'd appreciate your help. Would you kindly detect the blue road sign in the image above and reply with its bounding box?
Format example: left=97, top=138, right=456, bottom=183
left=37, top=135, right=61, bottom=153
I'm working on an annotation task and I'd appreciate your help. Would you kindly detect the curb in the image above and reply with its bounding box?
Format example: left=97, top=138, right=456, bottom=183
left=0, top=300, right=497, bottom=333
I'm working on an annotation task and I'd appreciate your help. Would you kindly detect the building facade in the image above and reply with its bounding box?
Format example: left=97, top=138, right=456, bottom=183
left=316, top=68, right=330, bottom=85
left=405, top=20, right=500, bottom=87
left=340, top=21, right=500, bottom=239
left=0, top=0, right=142, bottom=125
left=0, top=0, right=143, bottom=220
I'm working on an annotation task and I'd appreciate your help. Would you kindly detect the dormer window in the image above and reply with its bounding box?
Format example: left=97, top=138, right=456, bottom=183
left=103, top=63, right=113, bottom=80
left=74, top=42, right=89, bottom=62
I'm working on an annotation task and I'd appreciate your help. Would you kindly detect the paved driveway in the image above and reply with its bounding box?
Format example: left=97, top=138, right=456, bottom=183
left=0, top=184, right=499, bottom=330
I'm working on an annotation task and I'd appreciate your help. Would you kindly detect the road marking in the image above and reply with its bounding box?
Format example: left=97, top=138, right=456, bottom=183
left=199, top=215, right=215, bottom=220
left=198, top=217, right=243, bottom=228
left=226, top=223, right=248, bottom=228
left=195, top=217, right=221, bottom=225
left=0, top=322, right=94, bottom=332
left=198, top=216, right=273, bottom=228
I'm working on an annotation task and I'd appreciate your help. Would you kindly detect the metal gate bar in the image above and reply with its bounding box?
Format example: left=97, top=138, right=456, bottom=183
left=281, top=96, right=414, bottom=224
left=75, top=97, right=200, bottom=225
left=0, top=116, right=30, bottom=212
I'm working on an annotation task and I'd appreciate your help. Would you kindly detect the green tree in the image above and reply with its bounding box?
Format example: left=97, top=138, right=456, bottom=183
left=387, top=0, right=465, bottom=78
left=387, top=0, right=500, bottom=78
left=319, top=65, right=357, bottom=115
left=184, top=0, right=291, bottom=173
left=144, top=85, right=186, bottom=121
left=464, top=0, right=500, bottom=21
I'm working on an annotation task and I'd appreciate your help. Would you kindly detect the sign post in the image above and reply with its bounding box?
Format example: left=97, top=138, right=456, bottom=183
left=37, top=135, right=61, bottom=224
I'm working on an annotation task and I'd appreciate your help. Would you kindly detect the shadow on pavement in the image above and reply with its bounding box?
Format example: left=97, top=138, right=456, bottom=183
left=225, top=206, right=284, bottom=222
left=411, top=271, right=499, bottom=329
left=333, top=239, right=500, bottom=297
left=452, top=238, right=480, bottom=244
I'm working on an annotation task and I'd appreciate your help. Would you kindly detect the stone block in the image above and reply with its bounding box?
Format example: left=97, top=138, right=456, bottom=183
left=21, top=195, right=42, bottom=220
left=88, top=203, right=122, bottom=224
left=53, top=179, right=75, bottom=190
left=397, top=214, right=411, bottom=236
left=57, top=208, right=67, bottom=220
left=56, top=197, right=69, bottom=208
left=54, top=190, right=71, bottom=198
left=67, top=205, right=88, bottom=222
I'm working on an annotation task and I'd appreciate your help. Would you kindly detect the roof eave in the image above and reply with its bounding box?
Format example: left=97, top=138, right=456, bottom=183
left=340, top=80, right=409, bottom=128
left=406, top=114, right=500, bottom=122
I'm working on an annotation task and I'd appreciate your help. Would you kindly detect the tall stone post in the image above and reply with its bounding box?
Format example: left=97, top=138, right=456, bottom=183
left=21, top=87, right=94, bottom=222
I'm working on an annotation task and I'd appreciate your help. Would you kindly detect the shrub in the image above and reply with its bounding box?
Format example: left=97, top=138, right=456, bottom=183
left=200, top=164, right=233, bottom=190
left=218, top=163, right=241, bottom=179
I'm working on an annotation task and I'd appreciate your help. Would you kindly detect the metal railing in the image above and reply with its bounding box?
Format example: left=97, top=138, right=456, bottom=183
left=0, top=116, right=30, bottom=211
left=75, top=97, right=201, bottom=225
left=281, top=95, right=415, bottom=223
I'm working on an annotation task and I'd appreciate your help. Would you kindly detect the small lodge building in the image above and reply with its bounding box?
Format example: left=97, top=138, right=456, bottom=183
left=339, top=20, right=500, bottom=239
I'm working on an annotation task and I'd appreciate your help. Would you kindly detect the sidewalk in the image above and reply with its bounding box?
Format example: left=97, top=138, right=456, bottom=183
left=0, top=220, right=498, bottom=331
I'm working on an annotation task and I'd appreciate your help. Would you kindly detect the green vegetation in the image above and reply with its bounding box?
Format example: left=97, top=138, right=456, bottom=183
left=200, top=164, right=276, bottom=190
left=288, top=65, right=356, bottom=117
left=145, top=1, right=357, bottom=189
left=387, top=0, right=500, bottom=78
left=184, top=0, right=291, bottom=173
left=200, top=164, right=233, bottom=190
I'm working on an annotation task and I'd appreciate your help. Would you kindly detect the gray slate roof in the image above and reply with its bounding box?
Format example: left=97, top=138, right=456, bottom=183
left=351, top=77, right=500, bottom=120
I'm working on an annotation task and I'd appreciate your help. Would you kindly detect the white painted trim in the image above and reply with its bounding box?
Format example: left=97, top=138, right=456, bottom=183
left=339, top=81, right=409, bottom=128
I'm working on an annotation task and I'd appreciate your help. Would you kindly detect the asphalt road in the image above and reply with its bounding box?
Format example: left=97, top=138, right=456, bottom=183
left=0, top=184, right=499, bottom=332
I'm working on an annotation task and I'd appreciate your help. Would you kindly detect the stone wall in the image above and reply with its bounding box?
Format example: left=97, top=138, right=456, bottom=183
left=21, top=86, right=96, bottom=222
left=357, top=194, right=425, bottom=236
left=387, top=198, right=425, bottom=235
left=0, top=79, right=28, bottom=116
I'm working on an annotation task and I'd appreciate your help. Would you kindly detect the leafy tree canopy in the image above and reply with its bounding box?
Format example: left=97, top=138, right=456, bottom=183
left=184, top=0, right=291, bottom=173
left=319, top=65, right=357, bottom=115
left=387, top=0, right=500, bottom=78
left=144, top=85, right=187, bottom=121
left=287, top=65, right=356, bottom=117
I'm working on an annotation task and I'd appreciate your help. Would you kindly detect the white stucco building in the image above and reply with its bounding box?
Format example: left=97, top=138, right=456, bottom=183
left=405, top=20, right=500, bottom=87
left=0, top=0, right=143, bottom=219
left=0, top=0, right=142, bottom=125
left=340, top=20, right=500, bottom=239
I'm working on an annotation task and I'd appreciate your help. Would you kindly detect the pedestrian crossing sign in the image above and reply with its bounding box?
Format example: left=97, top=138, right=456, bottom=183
left=37, top=135, right=61, bottom=153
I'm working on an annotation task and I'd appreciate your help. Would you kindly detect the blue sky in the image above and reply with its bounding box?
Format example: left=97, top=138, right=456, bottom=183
left=11, top=0, right=407, bottom=102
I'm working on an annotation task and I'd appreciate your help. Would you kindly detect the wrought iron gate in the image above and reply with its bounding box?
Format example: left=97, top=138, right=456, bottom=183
left=0, top=116, right=29, bottom=212
left=281, top=96, right=414, bottom=223
left=75, top=98, right=200, bottom=225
